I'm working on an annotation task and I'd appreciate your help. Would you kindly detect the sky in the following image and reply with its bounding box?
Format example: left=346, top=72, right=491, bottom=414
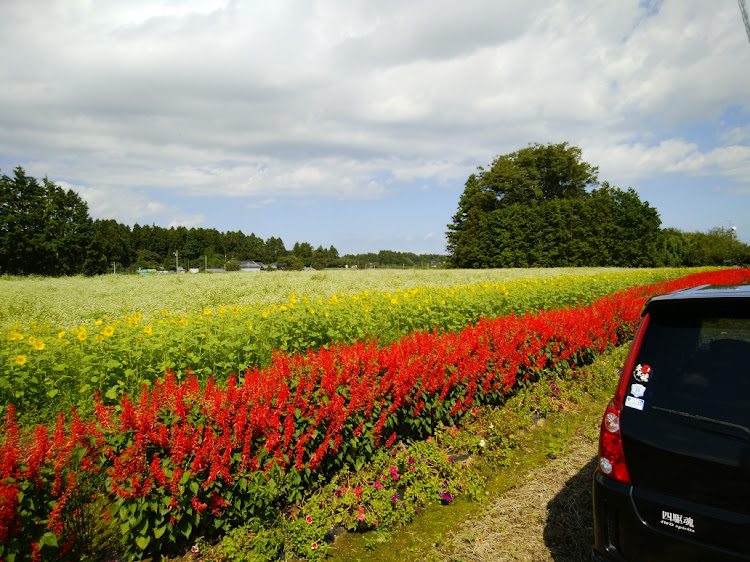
left=1, top=0, right=749, bottom=255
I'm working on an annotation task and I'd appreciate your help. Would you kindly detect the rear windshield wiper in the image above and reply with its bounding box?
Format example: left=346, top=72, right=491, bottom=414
left=651, top=406, right=750, bottom=437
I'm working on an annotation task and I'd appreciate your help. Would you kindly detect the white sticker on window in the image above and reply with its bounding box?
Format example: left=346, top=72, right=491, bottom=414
left=630, top=383, right=646, bottom=398
left=625, top=396, right=645, bottom=410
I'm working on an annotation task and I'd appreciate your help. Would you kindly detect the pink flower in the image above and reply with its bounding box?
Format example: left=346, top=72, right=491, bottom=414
left=358, top=512, right=365, bottom=521
left=374, top=481, right=381, bottom=490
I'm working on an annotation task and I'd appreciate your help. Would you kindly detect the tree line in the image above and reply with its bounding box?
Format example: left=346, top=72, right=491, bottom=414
left=446, top=142, right=750, bottom=268
left=3, top=151, right=748, bottom=276
left=0, top=167, right=443, bottom=275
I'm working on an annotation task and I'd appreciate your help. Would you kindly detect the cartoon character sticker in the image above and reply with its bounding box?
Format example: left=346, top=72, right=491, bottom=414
left=633, top=364, right=651, bottom=383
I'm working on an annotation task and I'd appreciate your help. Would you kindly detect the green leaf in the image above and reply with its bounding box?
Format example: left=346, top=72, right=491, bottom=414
left=46, top=388, right=59, bottom=398
left=154, top=525, right=167, bottom=539
left=39, top=531, right=58, bottom=548
left=135, top=536, right=151, bottom=550
left=105, top=385, right=119, bottom=400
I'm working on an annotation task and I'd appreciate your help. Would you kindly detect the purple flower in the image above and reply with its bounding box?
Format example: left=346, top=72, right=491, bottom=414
left=439, top=491, right=454, bottom=502
left=391, top=493, right=399, bottom=502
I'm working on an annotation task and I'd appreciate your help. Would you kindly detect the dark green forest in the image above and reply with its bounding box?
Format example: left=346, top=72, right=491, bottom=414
left=446, top=142, right=750, bottom=268
left=2, top=147, right=749, bottom=277
left=0, top=167, right=443, bottom=275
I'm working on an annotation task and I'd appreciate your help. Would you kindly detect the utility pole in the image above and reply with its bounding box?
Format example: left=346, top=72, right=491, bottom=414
left=111, top=262, right=116, bottom=274
left=174, top=250, right=179, bottom=272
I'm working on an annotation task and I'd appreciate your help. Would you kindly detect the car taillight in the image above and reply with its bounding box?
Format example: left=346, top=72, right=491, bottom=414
left=598, top=400, right=631, bottom=484
left=597, top=312, right=651, bottom=485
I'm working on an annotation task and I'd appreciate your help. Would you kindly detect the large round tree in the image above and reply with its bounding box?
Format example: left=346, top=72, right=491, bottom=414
left=447, top=142, right=599, bottom=268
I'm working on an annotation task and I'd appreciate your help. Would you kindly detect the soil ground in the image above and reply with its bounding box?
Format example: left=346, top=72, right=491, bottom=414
left=330, top=398, right=607, bottom=562
left=430, top=425, right=598, bottom=561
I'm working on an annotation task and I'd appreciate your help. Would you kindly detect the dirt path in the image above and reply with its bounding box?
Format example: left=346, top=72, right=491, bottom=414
left=430, top=425, right=599, bottom=561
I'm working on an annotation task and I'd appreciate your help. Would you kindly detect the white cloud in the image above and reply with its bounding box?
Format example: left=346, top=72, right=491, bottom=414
left=63, top=182, right=204, bottom=227
left=246, top=199, right=277, bottom=210
left=167, top=215, right=206, bottom=229
left=1, top=0, right=749, bottom=249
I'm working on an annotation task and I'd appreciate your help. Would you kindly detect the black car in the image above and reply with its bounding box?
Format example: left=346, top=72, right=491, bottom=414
left=593, top=283, right=750, bottom=561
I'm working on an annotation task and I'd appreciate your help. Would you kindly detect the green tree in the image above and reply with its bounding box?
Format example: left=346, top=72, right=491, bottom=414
left=447, top=143, right=599, bottom=268
left=474, top=185, right=661, bottom=268
left=681, top=227, right=750, bottom=266
left=263, top=237, right=286, bottom=265
left=88, top=219, right=132, bottom=274
left=0, top=167, right=94, bottom=275
left=284, top=254, right=304, bottom=270
left=240, top=233, right=265, bottom=261
left=292, top=242, right=314, bottom=267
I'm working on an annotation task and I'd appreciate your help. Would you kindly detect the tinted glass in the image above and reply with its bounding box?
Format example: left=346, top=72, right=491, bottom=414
left=633, top=307, right=750, bottom=429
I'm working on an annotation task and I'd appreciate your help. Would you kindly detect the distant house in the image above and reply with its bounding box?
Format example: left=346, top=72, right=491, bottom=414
left=236, top=260, right=265, bottom=272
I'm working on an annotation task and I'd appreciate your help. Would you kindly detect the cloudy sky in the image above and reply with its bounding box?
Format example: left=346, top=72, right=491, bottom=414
left=2, top=0, right=749, bottom=255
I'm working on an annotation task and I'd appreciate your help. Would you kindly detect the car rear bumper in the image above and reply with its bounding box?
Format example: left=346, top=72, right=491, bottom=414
left=592, top=471, right=750, bottom=561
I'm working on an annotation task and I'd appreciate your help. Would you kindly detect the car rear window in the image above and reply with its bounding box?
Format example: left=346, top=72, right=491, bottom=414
left=632, top=306, right=750, bottom=429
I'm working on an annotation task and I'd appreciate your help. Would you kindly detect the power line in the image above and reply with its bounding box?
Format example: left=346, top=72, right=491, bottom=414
left=740, top=0, right=750, bottom=44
